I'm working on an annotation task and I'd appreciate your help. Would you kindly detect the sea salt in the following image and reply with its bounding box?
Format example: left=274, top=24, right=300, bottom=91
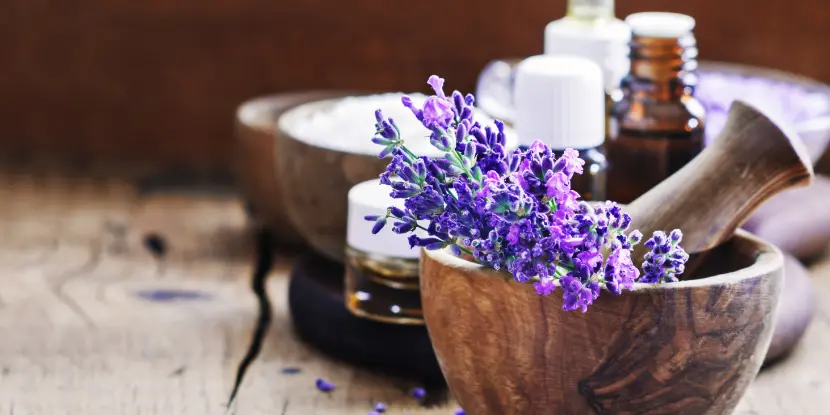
left=696, top=72, right=830, bottom=144
left=281, top=93, right=515, bottom=157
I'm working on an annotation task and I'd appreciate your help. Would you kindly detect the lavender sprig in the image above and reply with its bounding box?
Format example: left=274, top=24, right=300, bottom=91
left=366, top=75, right=690, bottom=312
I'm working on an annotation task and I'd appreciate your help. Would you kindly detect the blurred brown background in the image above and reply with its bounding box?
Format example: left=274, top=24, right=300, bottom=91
left=1, top=0, right=827, bottom=174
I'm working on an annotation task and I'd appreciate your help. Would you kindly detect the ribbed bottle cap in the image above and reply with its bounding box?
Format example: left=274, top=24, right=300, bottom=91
left=347, top=179, right=424, bottom=259
left=625, top=12, right=696, bottom=38
left=514, top=55, right=605, bottom=149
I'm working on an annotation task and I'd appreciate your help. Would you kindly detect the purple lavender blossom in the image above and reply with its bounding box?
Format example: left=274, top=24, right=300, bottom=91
left=367, top=75, right=690, bottom=312
left=411, top=387, right=427, bottom=400
left=455, top=410, right=466, bottom=415
left=315, top=378, right=335, bottom=392
left=373, top=402, right=387, bottom=413
left=641, top=230, right=689, bottom=283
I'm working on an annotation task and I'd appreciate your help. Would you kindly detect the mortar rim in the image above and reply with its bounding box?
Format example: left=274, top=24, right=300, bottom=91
left=422, top=228, right=783, bottom=292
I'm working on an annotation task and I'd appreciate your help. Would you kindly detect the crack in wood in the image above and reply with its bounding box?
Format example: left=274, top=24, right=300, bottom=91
left=51, top=240, right=102, bottom=328
left=226, top=229, right=277, bottom=410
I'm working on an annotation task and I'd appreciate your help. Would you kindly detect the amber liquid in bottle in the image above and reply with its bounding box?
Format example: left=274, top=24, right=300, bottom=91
left=344, top=246, right=423, bottom=325
left=606, top=30, right=705, bottom=204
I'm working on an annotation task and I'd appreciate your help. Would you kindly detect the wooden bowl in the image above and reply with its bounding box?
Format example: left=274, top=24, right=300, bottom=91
left=421, top=229, right=783, bottom=415
left=276, top=96, right=518, bottom=263
left=275, top=97, right=388, bottom=262
left=233, top=91, right=353, bottom=246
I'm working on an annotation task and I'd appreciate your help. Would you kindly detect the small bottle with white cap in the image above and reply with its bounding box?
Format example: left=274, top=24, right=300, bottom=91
left=606, top=12, right=706, bottom=204
left=344, top=179, right=424, bottom=325
left=514, top=54, right=608, bottom=201
left=544, top=0, right=631, bottom=134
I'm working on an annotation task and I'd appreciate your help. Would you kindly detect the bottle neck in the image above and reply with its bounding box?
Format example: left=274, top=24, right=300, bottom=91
left=566, top=0, right=615, bottom=21
left=625, top=33, right=698, bottom=101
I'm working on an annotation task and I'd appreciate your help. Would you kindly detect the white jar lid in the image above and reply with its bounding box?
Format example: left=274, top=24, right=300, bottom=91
left=514, top=55, right=605, bottom=149
left=347, top=179, right=426, bottom=259
left=625, top=12, right=696, bottom=38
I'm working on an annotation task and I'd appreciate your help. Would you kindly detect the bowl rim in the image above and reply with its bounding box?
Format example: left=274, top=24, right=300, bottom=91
left=422, top=228, right=783, bottom=291
left=276, top=94, right=520, bottom=156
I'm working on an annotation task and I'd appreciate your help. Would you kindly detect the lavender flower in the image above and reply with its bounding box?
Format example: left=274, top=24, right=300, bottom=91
left=641, top=230, right=689, bottom=283
left=315, top=378, right=335, bottom=392
left=373, top=402, right=387, bottom=413
left=411, top=387, right=426, bottom=401
left=367, top=75, right=690, bottom=312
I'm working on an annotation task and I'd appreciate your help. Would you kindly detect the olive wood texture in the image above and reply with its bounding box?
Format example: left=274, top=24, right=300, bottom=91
left=627, top=101, right=814, bottom=263
left=233, top=91, right=354, bottom=247
left=276, top=98, right=389, bottom=263
left=421, top=230, right=783, bottom=415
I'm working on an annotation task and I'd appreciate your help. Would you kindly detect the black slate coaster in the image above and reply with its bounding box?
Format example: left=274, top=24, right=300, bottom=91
left=287, top=253, right=444, bottom=385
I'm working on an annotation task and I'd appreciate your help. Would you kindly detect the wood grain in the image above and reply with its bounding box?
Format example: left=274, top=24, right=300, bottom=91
left=421, top=231, right=783, bottom=415
left=0, top=174, right=256, bottom=414
left=627, top=100, right=814, bottom=261
left=234, top=91, right=355, bottom=247
left=275, top=99, right=389, bottom=263
left=0, top=166, right=826, bottom=414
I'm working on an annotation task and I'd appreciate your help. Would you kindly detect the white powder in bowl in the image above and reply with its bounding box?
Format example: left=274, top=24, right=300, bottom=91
left=279, top=93, right=516, bottom=157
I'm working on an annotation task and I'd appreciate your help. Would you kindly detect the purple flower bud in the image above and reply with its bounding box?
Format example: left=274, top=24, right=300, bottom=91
left=455, top=409, right=467, bottom=415
left=411, top=387, right=427, bottom=400
left=453, top=91, right=465, bottom=112
left=389, top=206, right=406, bottom=218
left=470, top=126, right=486, bottom=143
left=465, top=93, right=475, bottom=106
left=364, top=215, right=381, bottom=221
left=455, top=122, right=468, bottom=143
left=670, top=229, right=683, bottom=243
left=422, top=96, right=454, bottom=129
left=427, top=75, right=446, bottom=97
left=374, top=402, right=387, bottom=413
left=463, top=142, right=477, bottom=159
left=374, top=109, right=384, bottom=123
left=315, top=378, right=335, bottom=392
left=460, top=106, right=473, bottom=121
left=371, top=217, right=387, bottom=234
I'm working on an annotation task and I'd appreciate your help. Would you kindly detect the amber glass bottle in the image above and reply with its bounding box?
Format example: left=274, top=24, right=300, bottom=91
left=606, top=12, right=705, bottom=204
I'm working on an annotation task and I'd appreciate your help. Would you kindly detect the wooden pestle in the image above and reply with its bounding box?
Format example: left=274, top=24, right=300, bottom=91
left=626, top=100, right=814, bottom=266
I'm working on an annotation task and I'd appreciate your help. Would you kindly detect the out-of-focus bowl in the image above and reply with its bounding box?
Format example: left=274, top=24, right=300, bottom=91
left=276, top=94, right=519, bottom=264
left=476, top=59, right=830, bottom=165
left=234, top=91, right=355, bottom=246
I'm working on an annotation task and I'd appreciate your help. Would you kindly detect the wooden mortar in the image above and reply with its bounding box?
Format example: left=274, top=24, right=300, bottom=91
left=419, top=101, right=810, bottom=413
left=421, top=230, right=782, bottom=415
left=233, top=91, right=354, bottom=246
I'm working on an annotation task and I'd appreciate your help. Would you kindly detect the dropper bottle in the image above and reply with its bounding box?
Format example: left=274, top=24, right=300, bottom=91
left=544, top=0, right=631, bottom=132
left=606, top=12, right=706, bottom=204
left=514, top=55, right=608, bottom=201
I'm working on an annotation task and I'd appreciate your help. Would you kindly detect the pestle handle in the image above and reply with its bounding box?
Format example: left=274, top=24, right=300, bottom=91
left=626, top=100, right=814, bottom=258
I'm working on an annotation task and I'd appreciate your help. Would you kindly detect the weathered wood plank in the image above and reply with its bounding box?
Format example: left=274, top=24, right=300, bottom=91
left=0, top=171, right=827, bottom=414
left=229, top=270, right=458, bottom=415
left=0, top=175, right=258, bottom=415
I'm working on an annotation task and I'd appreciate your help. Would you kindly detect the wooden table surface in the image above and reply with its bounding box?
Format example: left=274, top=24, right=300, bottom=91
left=0, top=170, right=827, bottom=414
